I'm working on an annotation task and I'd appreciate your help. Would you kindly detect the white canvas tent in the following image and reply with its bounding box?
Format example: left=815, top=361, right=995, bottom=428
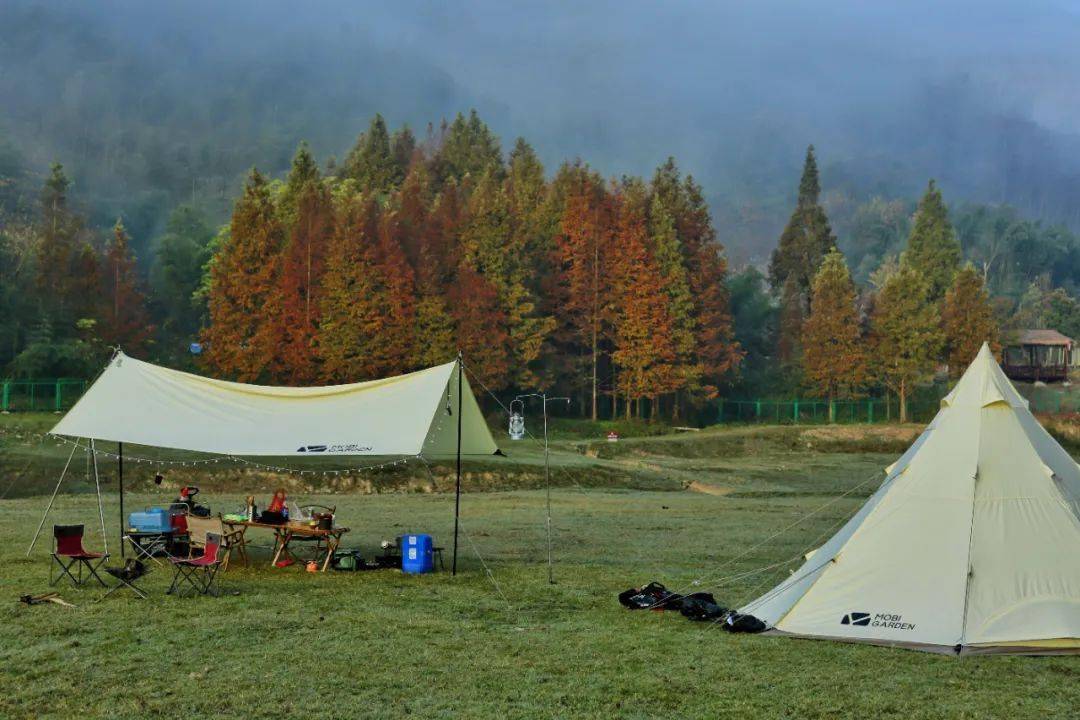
left=740, top=344, right=1080, bottom=655
left=33, top=351, right=499, bottom=573
left=50, top=351, right=498, bottom=457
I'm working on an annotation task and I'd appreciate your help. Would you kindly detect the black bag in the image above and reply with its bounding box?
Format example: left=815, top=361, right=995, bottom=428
left=721, top=612, right=767, bottom=633
left=678, top=592, right=728, bottom=621
left=259, top=510, right=285, bottom=525
left=618, top=581, right=680, bottom=610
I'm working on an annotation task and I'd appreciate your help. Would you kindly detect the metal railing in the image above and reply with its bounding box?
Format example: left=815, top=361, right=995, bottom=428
left=0, top=379, right=87, bottom=412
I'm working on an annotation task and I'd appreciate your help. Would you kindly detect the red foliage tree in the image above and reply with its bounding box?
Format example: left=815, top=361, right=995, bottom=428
left=100, top=219, right=153, bottom=353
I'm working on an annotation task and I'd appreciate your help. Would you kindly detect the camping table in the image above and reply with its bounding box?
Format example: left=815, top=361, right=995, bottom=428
left=223, top=520, right=349, bottom=572
left=124, top=530, right=187, bottom=566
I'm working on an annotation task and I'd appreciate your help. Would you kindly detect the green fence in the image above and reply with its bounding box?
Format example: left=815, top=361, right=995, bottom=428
left=717, top=397, right=943, bottom=425
left=0, top=379, right=87, bottom=412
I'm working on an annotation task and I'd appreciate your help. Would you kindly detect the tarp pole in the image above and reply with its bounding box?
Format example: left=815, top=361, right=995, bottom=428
left=118, top=442, right=125, bottom=558
left=452, top=353, right=463, bottom=576
left=27, top=440, right=80, bottom=556
left=91, top=440, right=108, bottom=556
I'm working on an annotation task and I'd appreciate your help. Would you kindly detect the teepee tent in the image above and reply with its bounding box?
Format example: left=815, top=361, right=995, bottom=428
left=740, top=343, right=1080, bottom=655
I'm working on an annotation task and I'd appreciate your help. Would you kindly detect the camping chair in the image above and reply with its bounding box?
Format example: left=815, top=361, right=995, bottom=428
left=167, top=533, right=223, bottom=597
left=50, top=524, right=108, bottom=588
left=186, top=514, right=247, bottom=570
left=100, top=559, right=151, bottom=600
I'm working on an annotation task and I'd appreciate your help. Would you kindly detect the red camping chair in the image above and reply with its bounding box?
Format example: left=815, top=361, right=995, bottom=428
left=51, top=524, right=108, bottom=588
left=167, top=532, right=222, bottom=597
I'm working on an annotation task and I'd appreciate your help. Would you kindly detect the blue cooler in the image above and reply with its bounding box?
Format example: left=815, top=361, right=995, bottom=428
left=128, top=507, right=171, bottom=533
left=401, top=534, right=434, bottom=574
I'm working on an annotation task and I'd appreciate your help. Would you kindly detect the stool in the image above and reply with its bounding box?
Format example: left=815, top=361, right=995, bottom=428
left=99, top=560, right=150, bottom=600
left=432, top=547, right=445, bottom=571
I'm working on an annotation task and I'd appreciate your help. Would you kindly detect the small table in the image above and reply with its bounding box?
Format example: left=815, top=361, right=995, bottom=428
left=224, top=520, right=349, bottom=572
left=124, top=530, right=187, bottom=565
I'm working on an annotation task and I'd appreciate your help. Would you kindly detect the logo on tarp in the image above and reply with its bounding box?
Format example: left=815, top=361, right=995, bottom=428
left=297, top=443, right=373, bottom=453
left=841, top=611, right=915, bottom=631
left=297, top=445, right=328, bottom=453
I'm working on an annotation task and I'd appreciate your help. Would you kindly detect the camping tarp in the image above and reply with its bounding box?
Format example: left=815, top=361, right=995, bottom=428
left=49, top=352, right=499, bottom=457
left=739, top=343, right=1080, bottom=655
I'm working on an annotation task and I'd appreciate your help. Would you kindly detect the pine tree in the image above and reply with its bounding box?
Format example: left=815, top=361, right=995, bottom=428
left=433, top=110, right=503, bottom=184
left=36, top=162, right=83, bottom=320
left=942, top=263, right=1000, bottom=375
left=374, top=208, right=418, bottom=372
left=391, top=126, right=418, bottom=186
left=768, top=146, right=837, bottom=296
left=412, top=241, right=457, bottom=368
left=449, top=262, right=510, bottom=390
left=317, top=195, right=387, bottom=381
left=396, top=157, right=432, bottom=266
left=802, top=248, right=866, bottom=420
left=870, top=265, right=944, bottom=422
left=609, top=179, right=677, bottom=418
left=203, top=169, right=285, bottom=381
left=649, top=191, right=699, bottom=403
left=274, top=174, right=332, bottom=383
left=552, top=166, right=612, bottom=418
left=344, top=114, right=397, bottom=193
left=902, top=180, right=961, bottom=302
left=100, top=219, right=153, bottom=353
left=777, top=275, right=804, bottom=371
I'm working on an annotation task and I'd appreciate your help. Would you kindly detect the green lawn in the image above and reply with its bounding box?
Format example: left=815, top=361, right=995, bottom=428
left=1, top=416, right=1077, bottom=719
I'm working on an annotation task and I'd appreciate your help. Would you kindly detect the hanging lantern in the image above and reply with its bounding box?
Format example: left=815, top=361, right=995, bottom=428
left=509, top=399, right=526, bottom=440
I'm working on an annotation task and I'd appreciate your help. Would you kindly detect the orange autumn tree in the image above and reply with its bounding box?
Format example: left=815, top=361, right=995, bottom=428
left=942, top=263, right=1000, bottom=376
left=203, top=169, right=285, bottom=381
left=609, top=179, right=677, bottom=419
left=551, top=164, right=612, bottom=418
left=449, top=262, right=510, bottom=390
left=374, top=208, right=418, bottom=371
left=802, top=248, right=867, bottom=421
left=100, top=219, right=153, bottom=353
left=317, top=195, right=390, bottom=381
left=274, top=147, right=332, bottom=383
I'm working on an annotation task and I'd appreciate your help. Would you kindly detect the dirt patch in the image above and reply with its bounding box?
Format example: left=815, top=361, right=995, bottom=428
left=686, top=481, right=734, bottom=496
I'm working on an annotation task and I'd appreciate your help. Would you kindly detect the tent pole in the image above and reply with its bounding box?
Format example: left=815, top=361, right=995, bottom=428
left=118, top=442, right=125, bottom=558
left=452, top=352, right=463, bottom=576
left=27, top=440, right=80, bottom=556
left=91, top=440, right=108, bottom=556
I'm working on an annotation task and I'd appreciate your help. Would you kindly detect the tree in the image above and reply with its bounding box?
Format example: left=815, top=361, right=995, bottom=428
left=203, top=169, right=285, bottom=381
left=902, top=180, right=961, bottom=302
left=149, top=205, right=214, bottom=348
left=100, top=219, right=153, bottom=353
left=344, top=114, right=397, bottom=193
left=35, top=162, right=83, bottom=320
left=942, top=264, right=1000, bottom=376
left=433, top=110, right=503, bottom=184
left=318, top=195, right=385, bottom=381
left=777, top=275, right=804, bottom=372
left=870, top=265, right=944, bottom=422
left=768, top=145, right=837, bottom=296
left=802, top=249, right=866, bottom=420
left=609, top=179, right=677, bottom=418
left=449, top=263, right=510, bottom=391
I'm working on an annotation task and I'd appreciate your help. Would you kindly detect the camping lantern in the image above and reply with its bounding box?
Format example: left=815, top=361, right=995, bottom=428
left=509, top=399, right=526, bottom=440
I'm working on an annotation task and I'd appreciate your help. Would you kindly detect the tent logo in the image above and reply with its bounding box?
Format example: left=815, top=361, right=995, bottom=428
left=297, top=445, right=328, bottom=453
left=841, top=611, right=916, bottom=631
left=841, top=612, right=871, bottom=626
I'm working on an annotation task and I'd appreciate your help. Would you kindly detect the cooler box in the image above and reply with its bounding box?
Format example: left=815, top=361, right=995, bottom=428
left=401, top=534, right=434, bottom=574
left=128, top=507, right=171, bottom=533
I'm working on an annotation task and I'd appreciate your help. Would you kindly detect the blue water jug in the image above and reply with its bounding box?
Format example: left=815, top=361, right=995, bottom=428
left=401, top=534, right=434, bottom=574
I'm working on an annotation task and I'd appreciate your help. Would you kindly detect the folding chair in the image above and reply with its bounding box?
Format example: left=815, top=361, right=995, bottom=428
left=186, top=515, right=247, bottom=570
left=99, top=559, right=151, bottom=600
left=50, top=524, right=108, bottom=588
left=167, top=533, right=223, bottom=597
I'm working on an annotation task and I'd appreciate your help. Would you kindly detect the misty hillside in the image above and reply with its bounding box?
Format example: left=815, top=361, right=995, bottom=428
left=3, top=0, right=1080, bottom=263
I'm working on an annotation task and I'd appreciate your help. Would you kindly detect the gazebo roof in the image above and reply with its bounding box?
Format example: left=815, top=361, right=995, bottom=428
left=1014, top=329, right=1074, bottom=346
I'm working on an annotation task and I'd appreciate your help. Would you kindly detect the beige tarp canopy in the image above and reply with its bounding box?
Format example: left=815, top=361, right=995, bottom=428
left=50, top=352, right=499, bottom=457
left=741, top=344, right=1080, bottom=655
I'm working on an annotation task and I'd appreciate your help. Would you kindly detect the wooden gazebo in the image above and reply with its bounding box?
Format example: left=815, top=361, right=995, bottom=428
left=1002, top=329, right=1074, bottom=383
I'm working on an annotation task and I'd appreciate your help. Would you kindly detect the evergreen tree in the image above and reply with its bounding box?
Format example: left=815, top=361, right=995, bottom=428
left=802, top=248, right=866, bottom=420
left=610, top=179, right=677, bottom=419
left=449, top=262, right=510, bottom=390
left=374, top=208, right=418, bottom=372
left=412, top=240, right=457, bottom=368
left=203, top=169, right=285, bottom=381
left=36, top=162, right=84, bottom=321
left=902, top=180, right=961, bottom=302
left=317, top=195, right=388, bottom=381
left=649, top=191, right=699, bottom=405
left=100, top=219, right=153, bottom=353
left=942, top=263, right=1000, bottom=375
left=777, top=274, right=804, bottom=371
left=344, top=114, right=397, bottom=193
left=149, top=205, right=214, bottom=347
left=870, top=265, right=944, bottom=422
left=434, top=110, right=503, bottom=184
left=390, top=126, right=417, bottom=186
left=768, top=146, right=836, bottom=296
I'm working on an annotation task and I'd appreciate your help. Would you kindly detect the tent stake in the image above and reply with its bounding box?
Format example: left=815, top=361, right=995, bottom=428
left=27, top=440, right=80, bottom=556
left=118, top=442, right=124, bottom=558
left=452, top=352, right=463, bottom=576
left=91, top=440, right=108, bottom=556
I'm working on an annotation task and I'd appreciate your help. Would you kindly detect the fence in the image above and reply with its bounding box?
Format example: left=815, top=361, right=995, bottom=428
left=717, top=397, right=944, bottom=425
left=0, top=379, right=87, bottom=412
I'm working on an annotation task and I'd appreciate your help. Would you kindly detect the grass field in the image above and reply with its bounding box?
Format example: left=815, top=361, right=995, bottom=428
left=1, top=414, right=1078, bottom=719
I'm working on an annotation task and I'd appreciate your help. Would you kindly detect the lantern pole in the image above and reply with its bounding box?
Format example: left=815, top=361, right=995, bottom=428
left=513, top=392, right=570, bottom=584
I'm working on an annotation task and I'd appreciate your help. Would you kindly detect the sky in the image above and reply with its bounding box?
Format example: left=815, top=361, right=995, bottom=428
left=4, top=0, right=1080, bottom=260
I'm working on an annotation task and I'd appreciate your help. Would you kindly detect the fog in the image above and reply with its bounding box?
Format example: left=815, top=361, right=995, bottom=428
left=3, top=0, right=1080, bottom=261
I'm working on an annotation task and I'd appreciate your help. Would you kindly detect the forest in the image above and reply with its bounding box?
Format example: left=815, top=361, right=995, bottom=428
left=4, top=109, right=1080, bottom=423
